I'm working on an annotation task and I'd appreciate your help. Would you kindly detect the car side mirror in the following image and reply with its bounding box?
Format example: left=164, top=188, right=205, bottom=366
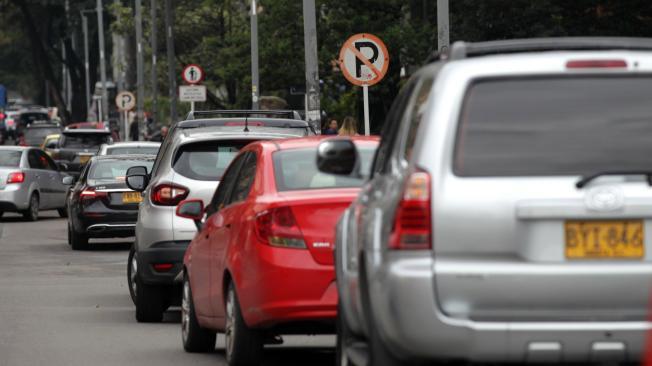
left=126, top=174, right=149, bottom=192
left=317, top=138, right=360, bottom=177
left=126, top=165, right=148, bottom=176
left=57, top=162, right=69, bottom=171
left=62, top=175, right=74, bottom=185
left=176, top=199, right=204, bottom=231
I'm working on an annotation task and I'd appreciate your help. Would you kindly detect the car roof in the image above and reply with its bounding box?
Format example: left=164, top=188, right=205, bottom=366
left=63, top=128, right=111, bottom=135
left=260, top=135, right=380, bottom=151
left=106, top=141, right=160, bottom=147
left=176, top=117, right=312, bottom=132
left=179, top=126, right=306, bottom=142
left=92, top=154, right=156, bottom=162
left=0, top=146, right=31, bottom=151
left=26, top=123, right=59, bottom=129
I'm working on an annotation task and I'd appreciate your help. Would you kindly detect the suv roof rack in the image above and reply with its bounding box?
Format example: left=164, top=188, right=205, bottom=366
left=429, top=37, right=652, bottom=62
left=185, top=109, right=302, bottom=121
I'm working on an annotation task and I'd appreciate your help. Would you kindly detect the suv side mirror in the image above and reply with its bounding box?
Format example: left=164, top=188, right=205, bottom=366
left=176, top=199, right=204, bottom=231
left=62, top=175, right=74, bottom=185
left=126, top=166, right=148, bottom=176
left=126, top=174, right=149, bottom=192
left=317, top=139, right=359, bottom=177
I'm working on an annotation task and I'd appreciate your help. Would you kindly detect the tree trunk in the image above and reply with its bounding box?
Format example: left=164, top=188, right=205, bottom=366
left=12, top=0, right=70, bottom=124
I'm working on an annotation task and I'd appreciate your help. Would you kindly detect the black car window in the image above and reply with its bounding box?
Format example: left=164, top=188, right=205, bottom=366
left=229, top=153, right=257, bottom=204
left=27, top=150, right=46, bottom=169
left=205, top=153, right=248, bottom=217
left=36, top=150, right=57, bottom=171
left=61, top=134, right=111, bottom=148
left=372, top=80, right=416, bottom=176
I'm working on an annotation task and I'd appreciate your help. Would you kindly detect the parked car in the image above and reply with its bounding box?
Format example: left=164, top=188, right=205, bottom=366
left=125, top=110, right=313, bottom=323
left=174, top=136, right=378, bottom=364
left=21, top=122, right=61, bottom=147
left=66, top=155, right=155, bottom=250
left=320, top=37, right=652, bottom=366
left=0, top=146, right=68, bottom=220
left=98, top=141, right=160, bottom=156
left=53, top=126, right=113, bottom=178
left=41, top=133, right=60, bottom=156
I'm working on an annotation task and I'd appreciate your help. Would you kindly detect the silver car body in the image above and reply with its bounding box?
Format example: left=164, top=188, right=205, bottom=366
left=0, top=146, right=68, bottom=213
left=338, top=45, right=652, bottom=363
left=98, top=141, right=161, bottom=156
left=135, top=126, right=308, bottom=264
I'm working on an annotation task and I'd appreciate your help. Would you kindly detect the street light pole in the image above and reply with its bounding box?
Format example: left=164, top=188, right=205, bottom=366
left=302, top=0, right=320, bottom=133
left=135, top=0, right=145, bottom=140
left=437, top=0, right=450, bottom=53
left=150, top=0, right=158, bottom=128
left=164, top=0, right=177, bottom=123
left=250, top=0, right=260, bottom=110
left=81, top=13, right=91, bottom=114
left=96, top=0, right=109, bottom=125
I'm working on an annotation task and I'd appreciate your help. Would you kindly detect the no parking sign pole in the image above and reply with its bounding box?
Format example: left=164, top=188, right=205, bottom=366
left=338, top=33, right=389, bottom=135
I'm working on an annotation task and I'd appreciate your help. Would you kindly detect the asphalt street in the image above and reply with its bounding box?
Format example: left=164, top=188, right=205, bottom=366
left=0, top=211, right=335, bottom=366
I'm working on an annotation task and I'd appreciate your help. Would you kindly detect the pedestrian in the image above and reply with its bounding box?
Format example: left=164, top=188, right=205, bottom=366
left=338, top=116, right=359, bottom=136
left=129, top=119, right=139, bottom=141
left=149, top=126, right=168, bottom=142
left=323, top=119, right=339, bottom=135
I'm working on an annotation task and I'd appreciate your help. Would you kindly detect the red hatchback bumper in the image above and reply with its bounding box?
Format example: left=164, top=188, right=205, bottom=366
left=235, top=243, right=337, bottom=328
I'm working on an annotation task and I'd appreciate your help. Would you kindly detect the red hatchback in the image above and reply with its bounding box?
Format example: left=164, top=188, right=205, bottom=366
left=176, top=136, right=378, bottom=365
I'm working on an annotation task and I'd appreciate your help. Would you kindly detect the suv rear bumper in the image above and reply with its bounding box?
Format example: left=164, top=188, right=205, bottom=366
left=366, top=255, right=649, bottom=363
left=138, top=240, right=190, bottom=285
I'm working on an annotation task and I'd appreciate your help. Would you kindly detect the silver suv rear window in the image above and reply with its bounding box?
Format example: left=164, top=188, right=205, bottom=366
left=173, top=140, right=252, bottom=181
left=454, top=76, right=652, bottom=177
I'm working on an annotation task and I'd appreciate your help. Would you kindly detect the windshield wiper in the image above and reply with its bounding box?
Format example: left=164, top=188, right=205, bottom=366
left=576, top=170, right=652, bottom=189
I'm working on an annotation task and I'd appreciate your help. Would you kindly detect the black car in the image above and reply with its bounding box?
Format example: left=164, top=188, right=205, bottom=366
left=54, top=128, right=112, bottom=177
left=66, top=155, right=154, bottom=250
left=21, top=122, right=61, bottom=147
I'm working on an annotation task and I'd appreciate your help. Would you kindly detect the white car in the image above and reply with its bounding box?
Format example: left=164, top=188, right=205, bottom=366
left=98, top=141, right=161, bottom=156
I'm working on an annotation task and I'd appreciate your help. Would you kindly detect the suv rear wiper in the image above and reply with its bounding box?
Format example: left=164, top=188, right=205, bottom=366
left=576, top=170, right=652, bottom=189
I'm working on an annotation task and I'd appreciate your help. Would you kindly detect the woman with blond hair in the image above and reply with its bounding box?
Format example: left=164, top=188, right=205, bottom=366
left=338, top=116, right=359, bottom=136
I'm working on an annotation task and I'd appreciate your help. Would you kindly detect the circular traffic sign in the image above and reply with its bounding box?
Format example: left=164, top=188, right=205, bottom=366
left=115, top=91, right=136, bottom=111
left=182, top=64, right=205, bottom=85
left=338, top=33, right=389, bottom=86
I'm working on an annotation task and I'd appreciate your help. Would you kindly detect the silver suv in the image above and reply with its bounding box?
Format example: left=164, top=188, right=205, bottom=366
left=319, top=38, right=652, bottom=365
left=126, top=110, right=313, bottom=322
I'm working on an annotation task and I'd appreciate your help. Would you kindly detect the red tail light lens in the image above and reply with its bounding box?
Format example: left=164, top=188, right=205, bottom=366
left=80, top=188, right=108, bottom=201
left=566, top=60, right=627, bottom=69
left=152, top=263, right=174, bottom=272
left=6, top=172, right=25, bottom=184
left=389, top=169, right=432, bottom=250
left=151, top=183, right=189, bottom=206
left=255, top=206, right=307, bottom=249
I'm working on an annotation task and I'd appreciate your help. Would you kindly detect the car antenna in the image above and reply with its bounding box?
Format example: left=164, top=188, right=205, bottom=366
left=244, top=113, right=250, bottom=132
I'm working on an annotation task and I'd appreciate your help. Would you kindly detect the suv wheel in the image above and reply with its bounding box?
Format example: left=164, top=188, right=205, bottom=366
left=225, top=282, right=262, bottom=366
left=70, top=226, right=88, bottom=250
left=22, top=193, right=39, bottom=221
left=135, top=275, right=166, bottom=323
left=127, top=246, right=138, bottom=305
left=336, top=302, right=354, bottom=366
left=181, top=273, right=216, bottom=352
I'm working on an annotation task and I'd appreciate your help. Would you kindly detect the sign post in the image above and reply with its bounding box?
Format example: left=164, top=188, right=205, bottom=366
left=338, top=33, right=389, bottom=136
left=116, top=91, right=136, bottom=140
left=182, top=64, right=205, bottom=113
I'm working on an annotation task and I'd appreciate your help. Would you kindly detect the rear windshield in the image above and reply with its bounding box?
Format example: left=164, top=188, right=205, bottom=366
left=24, top=127, right=60, bottom=145
left=107, top=146, right=159, bottom=155
left=173, top=140, right=252, bottom=181
left=61, top=134, right=111, bottom=149
left=454, top=76, right=652, bottom=177
left=89, top=160, right=154, bottom=182
left=273, top=147, right=376, bottom=191
left=0, top=151, right=22, bottom=167
left=19, top=113, right=49, bottom=125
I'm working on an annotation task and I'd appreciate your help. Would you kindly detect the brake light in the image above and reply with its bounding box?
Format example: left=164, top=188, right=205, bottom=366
left=6, top=172, right=25, bottom=184
left=389, top=169, right=432, bottom=250
left=152, top=263, right=174, bottom=272
left=151, top=183, right=189, bottom=206
left=256, top=206, right=307, bottom=249
left=80, top=188, right=108, bottom=201
left=225, top=121, right=266, bottom=127
left=566, top=60, right=627, bottom=69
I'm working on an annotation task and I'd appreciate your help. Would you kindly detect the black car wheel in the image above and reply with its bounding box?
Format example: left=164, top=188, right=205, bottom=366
left=224, top=282, right=262, bottom=366
left=127, top=245, right=138, bottom=305
left=70, top=225, right=88, bottom=250
left=22, top=193, right=39, bottom=221
left=182, top=273, right=216, bottom=352
left=135, top=275, right=166, bottom=323
left=57, top=208, right=67, bottom=218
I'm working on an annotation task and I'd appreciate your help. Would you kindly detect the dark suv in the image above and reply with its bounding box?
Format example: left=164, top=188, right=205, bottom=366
left=54, top=127, right=113, bottom=177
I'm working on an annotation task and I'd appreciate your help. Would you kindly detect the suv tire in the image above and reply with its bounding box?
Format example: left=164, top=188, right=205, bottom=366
left=127, top=246, right=138, bottom=305
left=182, top=274, right=216, bottom=352
left=135, top=275, right=166, bottom=323
left=336, top=302, right=355, bottom=366
left=22, top=193, right=39, bottom=221
left=57, top=208, right=67, bottom=218
left=225, top=282, right=262, bottom=366
left=70, top=226, right=88, bottom=250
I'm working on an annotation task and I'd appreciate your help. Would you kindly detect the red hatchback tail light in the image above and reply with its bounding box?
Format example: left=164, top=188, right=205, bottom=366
left=151, top=183, right=189, bottom=206
left=6, top=172, right=25, bottom=184
left=256, top=206, right=307, bottom=249
left=389, top=169, right=432, bottom=250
